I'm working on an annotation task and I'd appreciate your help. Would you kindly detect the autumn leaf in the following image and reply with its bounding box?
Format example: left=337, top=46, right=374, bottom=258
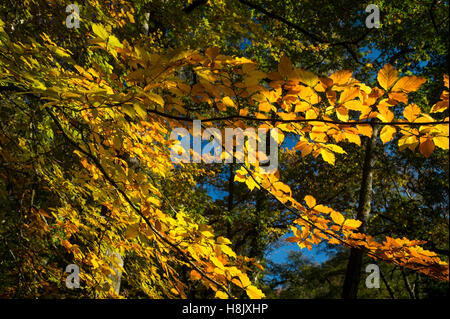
left=330, top=70, right=352, bottom=86
left=320, top=149, right=335, bottom=165
left=356, top=125, right=373, bottom=137
left=433, top=136, right=449, bottom=150
left=330, top=211, right=345, bottom=225
left=295, top=68, right=319, bottom=87
left=278, top=54, right=293, bottom=79
left=304, top=195, right=316, bottom=208
left=215, top=291, right=228, bottom=299
left=380, top=125, right=397, bottom=144
left=392, top=76, right=427, bottom=93
left=343, top=219, right=362, bottom=229
left=190, top=270, right=202, bottom=281
left=246, top=285, right=265, bottom=299
left=419, top=138, right=435, bottom=158
left=378, top=64, right=398, bottom=91
left=403, top=104, right=421, bottom=122
left=222, top=96, right=236, bottom=109
left=92, top=24, right=109, bottom=40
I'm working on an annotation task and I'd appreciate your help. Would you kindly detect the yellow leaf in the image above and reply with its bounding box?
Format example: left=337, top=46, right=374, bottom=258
left=304, top=195, right=316, bottom=208
left=258, top=101, right=272, bottom=112
left=239, top=108, right=248, bottom=116
left=377, top=64, right=398, bottom=91
left=330, top=211, right=345, bottom=225
left=433, top=136, right=449, bottom=150
left=377, top=102, right=395, bottom=122
left=344, top=100, right=364, bottom=111
left=92, top=24, right=108, bottom=40
left=215, top=291, right=229, bottom=299
left=239, top=274, right=252, bottom=287
left=91, top=257, right=99, bottom=268
left=343, top=219, right=362, bottom=229
left=403, top=104, right=421, bottom=122
left=306, top=108, right=318, bottom=119
left=246, top=285, right=265, bottom=299
left=245, top=177, right=259, bottom=191
left=299, top=86, right=320, bottom=104
left=146, top=92, right=164, bottom=106
left=356, top=125, right=373, bottom=137
left=222, top=96, right=236, bottom=108
left=234, top=172, right=246, bottom=182
left=330, top=70, right=353, bottom=86
left=339, top=86, right=360, bottom=103
left=320, top=149, right=335, bottom=165
left=380, top=125, right=396, bottom=144
left=220, top=245, right=236, bottom=258
left=125, top=223, right=139, bottom=239
left=294, top=141, right=313, bottom=157
left=107, top=35, right=123, bottom=49
left=389, top=92, right=408, bottom=104
left=295, top=68, right=319, bottom=87
left=398, top=135, right=418, bottom=151
left=326, top=144, right=346, bottom=154
left=335, top=106, right=348, bottom=122
left=133, top=103, right=147, bottom=119
left=217, top=236, right=232, bottom=245
left=392, top=76, right=426, bottom=93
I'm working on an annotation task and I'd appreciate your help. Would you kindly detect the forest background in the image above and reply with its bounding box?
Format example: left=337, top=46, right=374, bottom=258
left=0, top=0, right=448, bottom=299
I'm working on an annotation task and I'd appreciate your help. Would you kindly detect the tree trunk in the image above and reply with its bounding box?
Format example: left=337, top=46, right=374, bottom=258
left=106, top=250, right=124, bottom=295
left=226, top=163, right=235, bottom=239
left=342, top=124, right=380, bottom=299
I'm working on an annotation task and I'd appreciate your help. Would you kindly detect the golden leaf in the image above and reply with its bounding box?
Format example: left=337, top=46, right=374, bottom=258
left=343, top=219, right=362, bottom=229
left=222, top=96, right=236, bottom=109
left=330, top=70, right=353, bottom=86
left=380, top=125, right=396, bottom=144
left=433, top=136, right=449, bottom=150
left=215, top=291, right=229, bottom=299
left=295, top=68, right=319, bottom=87
left=392, top=76, right=426, bottom=93
left=377, top=64, right=398, bottom=91
left=246, top=285, right=265, bottom=299
left=320, top=149, right=335, bottom=165
left=330, top=211, right=345, bottom=225
left=356, top=124, right=373, bottom=137
left=403, top=104, right=421, bottom=122
left=304, top=195, right=316, bottom=208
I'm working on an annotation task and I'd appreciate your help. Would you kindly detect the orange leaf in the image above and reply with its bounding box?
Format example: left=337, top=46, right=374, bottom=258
left=278, top=54, right=293, bottom=79
left=190, top=270, right=202, bottom=281
left=330, top=211, right=345, bottom=225
left=304, top=195, right=316, bottom=208
left=419, top=138, right=435, bottom=158
left=356, top=124, right=373, bottom=137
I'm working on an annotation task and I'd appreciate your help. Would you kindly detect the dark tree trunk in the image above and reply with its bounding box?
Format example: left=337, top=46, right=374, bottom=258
left=342, top=124, right=380, bottom=299
left=226, top=163, right=235, bottom=239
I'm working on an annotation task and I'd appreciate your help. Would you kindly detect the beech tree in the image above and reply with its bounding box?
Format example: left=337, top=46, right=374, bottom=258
left=0, top=0, right=448, bottom=298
